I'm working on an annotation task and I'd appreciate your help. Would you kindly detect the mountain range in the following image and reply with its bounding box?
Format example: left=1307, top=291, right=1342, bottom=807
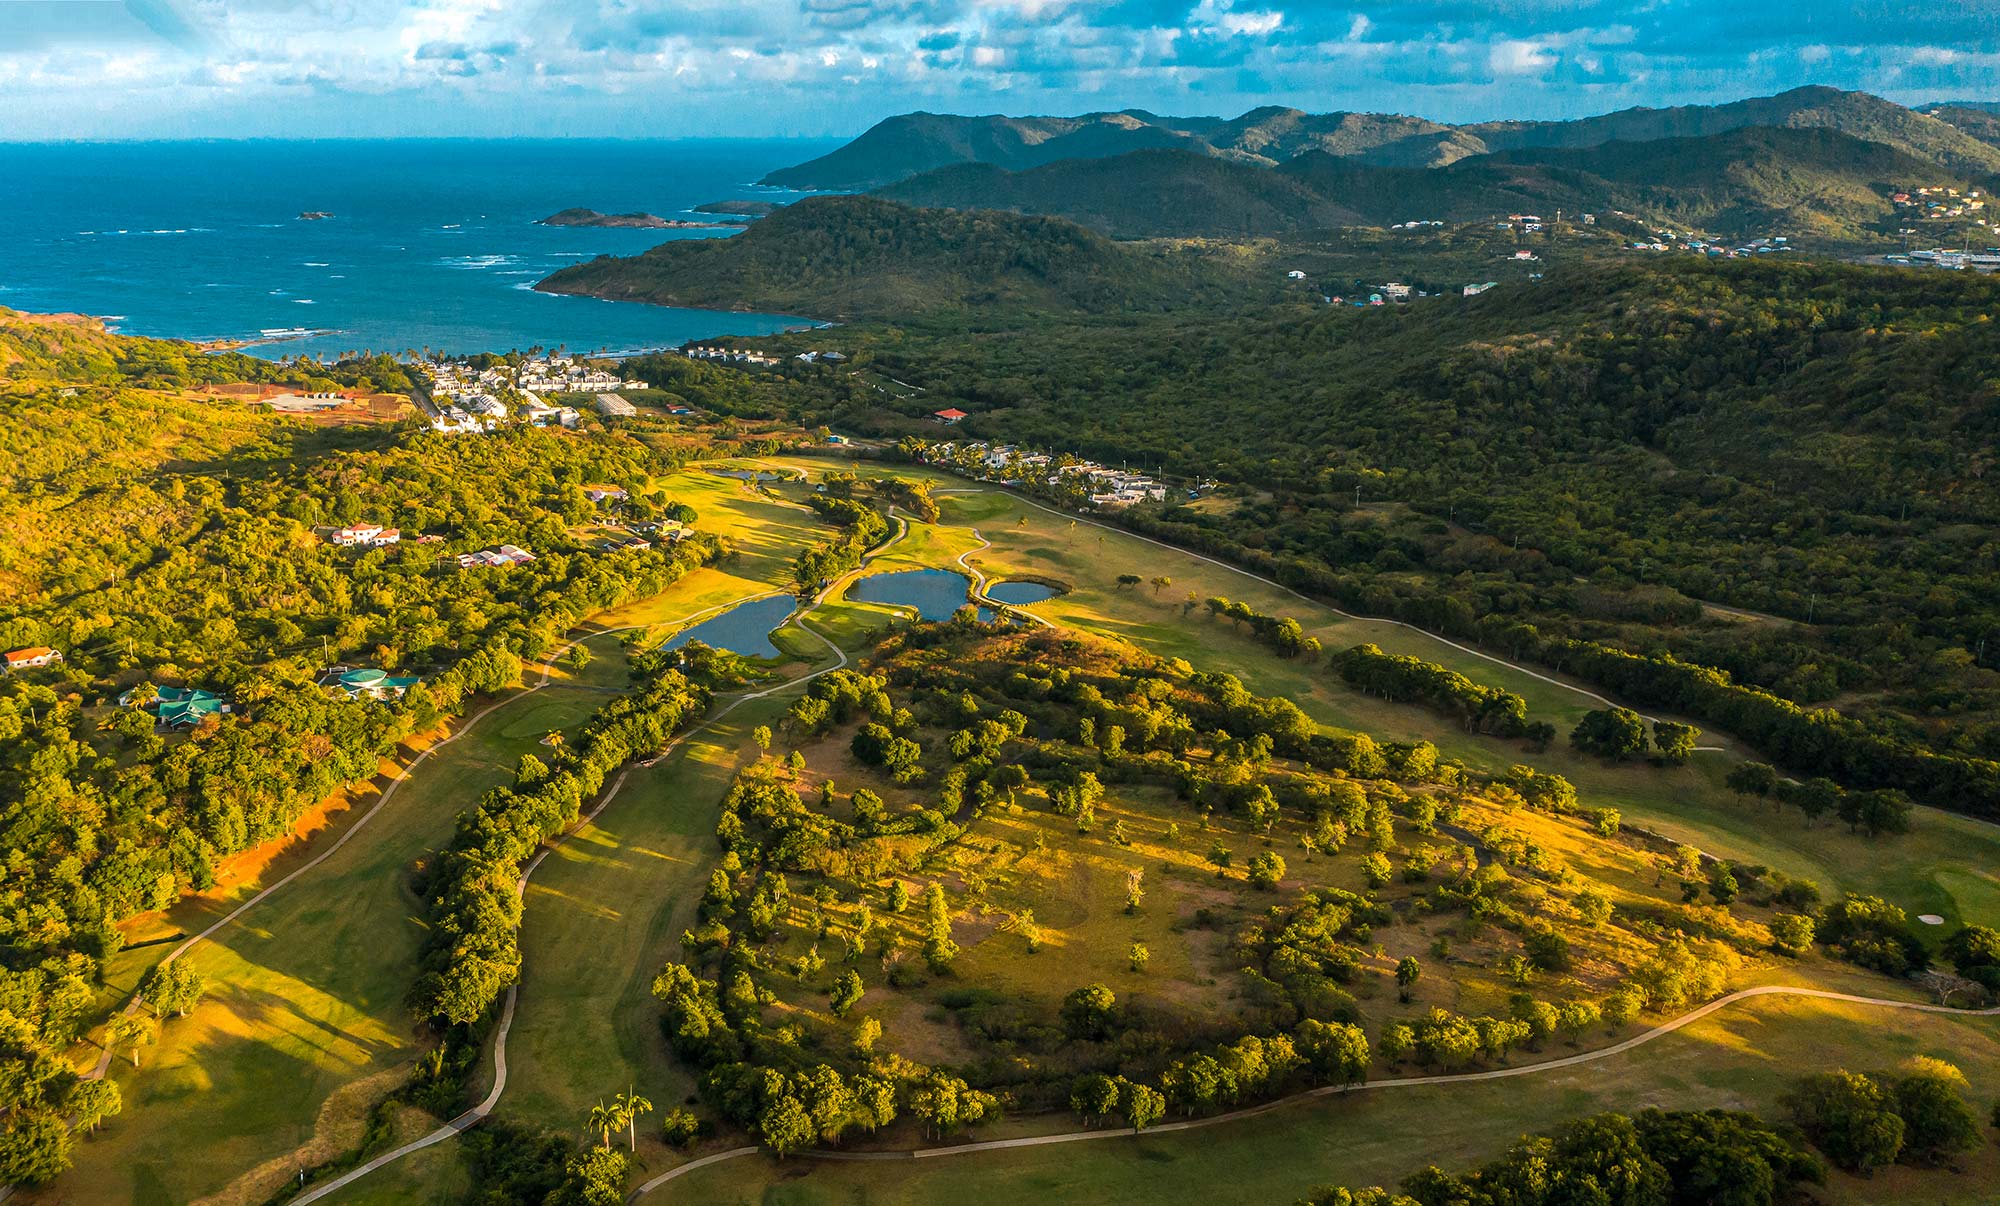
left=764, top=86, right=2000, bottom=190
left=878, top=125, right=1969, bottom=240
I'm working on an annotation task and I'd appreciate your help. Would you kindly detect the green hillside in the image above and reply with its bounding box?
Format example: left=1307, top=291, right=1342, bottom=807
left=765, top=86, right=2000, bottom=191
left=534, top=193, right=1277, bottom=321
left=873, top=126, right=1965, bottom=242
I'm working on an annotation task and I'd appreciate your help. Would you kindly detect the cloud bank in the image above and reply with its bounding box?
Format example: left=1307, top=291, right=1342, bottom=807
left=3, top=0, right=1994, bottom=138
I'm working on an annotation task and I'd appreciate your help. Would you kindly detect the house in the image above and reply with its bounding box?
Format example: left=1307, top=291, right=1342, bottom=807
left=583, top=485, right=628, bottom=504
left=457, top=545, right=537, bottom=568
left=1286, top=270, right=1308, bottom=280
left=1463, top=282, right=1498, bottom=296
left=1511, top=250, right=1540, bottom=261
left=4, top=647, right=62, bottom=672
left=319, top=666, right=423, bottom=702
left=932, top=408, right=969, bottom=425
left=122, top=685, right=230, bottom=729
left=595, top=394, right=637, bottom=418
left=331, top=524, right=401, bottom=548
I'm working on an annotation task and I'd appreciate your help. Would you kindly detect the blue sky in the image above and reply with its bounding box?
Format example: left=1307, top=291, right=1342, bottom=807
left=3, top=0, right=1995, bottom=139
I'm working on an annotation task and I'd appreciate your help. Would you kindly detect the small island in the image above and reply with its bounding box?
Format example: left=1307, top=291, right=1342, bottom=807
left=296, top=211, right=333, bottom=221
left=538, top=208, right=729, bottom=230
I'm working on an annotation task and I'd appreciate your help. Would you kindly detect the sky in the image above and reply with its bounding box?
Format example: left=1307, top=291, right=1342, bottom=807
left=2, top=0, right=1996, bottom=140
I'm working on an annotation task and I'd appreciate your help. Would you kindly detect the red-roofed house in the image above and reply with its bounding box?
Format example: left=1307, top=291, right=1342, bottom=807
left=4, top=647, right=62, bottom=672
left=932, top=408, right=969, bottom=425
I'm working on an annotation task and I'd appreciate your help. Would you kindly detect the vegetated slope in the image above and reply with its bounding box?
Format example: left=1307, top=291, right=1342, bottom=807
left=764, top=86, right=2000, bottom=190
left=535, top=194, right=1275, bottom=320
left=877, top=126, right=1963, bottom=241
left=1921, top=103, right=2000, bottom=150
left=879, top=149, right=1365, bottom=239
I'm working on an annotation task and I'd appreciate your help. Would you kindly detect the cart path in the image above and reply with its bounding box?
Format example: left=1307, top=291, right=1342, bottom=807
left=626, top=984, right=1999, bottom=1195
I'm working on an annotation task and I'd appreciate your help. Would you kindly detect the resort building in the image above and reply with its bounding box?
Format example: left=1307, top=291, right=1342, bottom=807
left=457, top=545, right=537, bottom=568
left=330, top=524, right=402, bottom=548
left=121, top=685, right=230, bottom=728
left=318, top=666, right=422, bottom=701
left=3, top=647, right=62, bottom=672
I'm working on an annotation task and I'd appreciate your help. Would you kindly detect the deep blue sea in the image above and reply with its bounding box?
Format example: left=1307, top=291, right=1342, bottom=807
left=0, top=138, right=840, bottom=359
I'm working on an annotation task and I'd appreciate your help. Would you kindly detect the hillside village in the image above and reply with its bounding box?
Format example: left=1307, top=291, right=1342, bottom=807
left=423, top=354, right=647, bottom=433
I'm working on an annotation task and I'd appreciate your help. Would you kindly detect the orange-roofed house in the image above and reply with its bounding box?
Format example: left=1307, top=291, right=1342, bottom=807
left=4, top=647, right=62, bottom=672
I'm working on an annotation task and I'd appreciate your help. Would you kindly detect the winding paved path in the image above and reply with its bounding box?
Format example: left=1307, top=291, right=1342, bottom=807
left=624, top=985, right=1999, bottom=1195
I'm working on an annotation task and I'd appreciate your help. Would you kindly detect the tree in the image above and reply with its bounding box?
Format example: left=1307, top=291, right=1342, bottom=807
left=1061, top=984, right=1118, bottom=1040
left=1395, top=957, right=1421, bottom=1003
left=1652, top=720, right=1700, bottom=764
left=109, top=1013, right=157, bottom=1067
left=1941, top=924, right=2000, bottom=989
left=1129, top=942, right=1150, bottom=973
left=1890, top=1058, right=1980, bottom=1164
left=1769, top=913, right=1815, bottom=955
left=1071, top=1073, right=1120, bottom=1126
left=1296, top=1019, right=1370, bottom=1085
left=1150, top=575, right=1173, bottom=595
left=0, top=1107, right=73, bottom=1187
left=852, top=1015, right=882, bottom=1057
left=140, top=961, right=205, bottom=1018
left=586, top=1101, right=618, bottom=1149
left=1361, top=851, right=1392, bottom=888
left=67, top=1077, right=121, bottom=1134
left=1570, top=707, right=1649, bottom=760
left=1724, top=761, right=1778, bottom=801
left=830, top=969, right=864, bottom=1017
left=1119, top=1079, right=1166, bottom=1131
left=751, top=725, right=772, bottom=752
left=613, top=1089, right=653, bottom=1152
left=1116, top=574, right=1142, bottom=589
left=1783, top=1070, right=1905, bottom=1173
left=759, top=1094, right=815, bottom=1157
left=1247, top=850, right=1286, bottom=889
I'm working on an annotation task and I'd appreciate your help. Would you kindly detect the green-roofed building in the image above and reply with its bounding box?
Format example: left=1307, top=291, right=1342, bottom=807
left=318, top=666, right=420, bottom=701
left=120, top=685, right=229, bottom=729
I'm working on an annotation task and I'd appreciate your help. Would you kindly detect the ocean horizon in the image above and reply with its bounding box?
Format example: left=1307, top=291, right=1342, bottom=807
left=0, top=137, right=844, bottom=360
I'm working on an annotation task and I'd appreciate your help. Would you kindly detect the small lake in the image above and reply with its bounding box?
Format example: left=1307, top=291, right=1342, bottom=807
left=986, top=581, right=1058, bottom=606
left=707, top=468, right=794, bottom=483
left=847, top=569, right=991, bottom=621
left=662, top=594, right=794, bottom=658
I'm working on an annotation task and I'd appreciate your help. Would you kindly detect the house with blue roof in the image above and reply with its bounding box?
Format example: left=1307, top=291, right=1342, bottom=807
left=120, top=685, right=230, bottom=729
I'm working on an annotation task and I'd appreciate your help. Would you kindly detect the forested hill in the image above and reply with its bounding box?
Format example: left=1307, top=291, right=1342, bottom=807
left=534, top=194, right=1278, bottom=322
left=879, top=127, right=1970, bottom=241
left=767, top=86, right=2000, bottom=190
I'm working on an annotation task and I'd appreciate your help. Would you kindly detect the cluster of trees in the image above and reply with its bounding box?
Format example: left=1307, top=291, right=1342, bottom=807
left=1723, top=761, right=1913, bottom=836
left=1202, top=596, right=1319, bottom=660
left=412, top=664, right=709, bottom=1027
left=1569, top=706, right=1702, bottom=765
left=1310, top=1106, right=1826, bottom=1206
left=1334, top=643, right=1542, bottom=742
left=1784, top=1059, right=1985, bottom=1173
left=793, top=494, right=891, bottom=596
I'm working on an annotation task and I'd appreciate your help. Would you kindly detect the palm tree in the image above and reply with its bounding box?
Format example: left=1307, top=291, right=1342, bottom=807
left=614, top=1088, right=653, bottom=1151
left=586, top=1101, right=617, bottom=1149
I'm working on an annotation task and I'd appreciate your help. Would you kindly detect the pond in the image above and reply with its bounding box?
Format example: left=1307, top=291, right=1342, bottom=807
left=661, top=594, right=795, bottom=658
left=986, top=580, right=1058, bottom=606
left=846, top=569, right=993, bottom=621
left=707, top=468, right=794, bottom=483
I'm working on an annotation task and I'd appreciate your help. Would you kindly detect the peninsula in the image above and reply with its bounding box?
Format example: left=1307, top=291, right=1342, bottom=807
left=538, top=207, right=733, bottom=230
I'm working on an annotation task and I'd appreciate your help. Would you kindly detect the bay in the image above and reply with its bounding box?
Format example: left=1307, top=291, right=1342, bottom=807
left=0, top=138, right=839, bottom=359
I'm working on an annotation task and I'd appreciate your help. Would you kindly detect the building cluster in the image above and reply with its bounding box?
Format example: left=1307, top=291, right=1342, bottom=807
left=1626, top=232, right=1793, bottom=259
left=793, top=350, right=847, bottom=364
left=1891, top=186, right=1987, bottom=225
left=685, top=345, right=780, bottom=367
left=1888, top=248, right=2000, bottom=271
left=928, top=440, right=1175, bottom=509
left=422, top=354, right=647, bottom=434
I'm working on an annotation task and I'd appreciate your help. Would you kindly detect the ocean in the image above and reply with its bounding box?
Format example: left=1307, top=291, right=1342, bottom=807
left=0, top=138, right=841, bottom=360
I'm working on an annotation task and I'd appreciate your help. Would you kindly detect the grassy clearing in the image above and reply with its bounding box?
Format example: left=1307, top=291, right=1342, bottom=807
left=662, top=993, right=2000, bottom=1205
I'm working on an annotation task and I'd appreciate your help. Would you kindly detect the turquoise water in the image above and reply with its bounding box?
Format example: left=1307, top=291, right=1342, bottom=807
left=663, top=594, right=795, bottom=659
left=847, top=569, right=988, bottom=621
left=987, top=581, right=1058, bottom=605
left=0, top=139, right=838, bottom=358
